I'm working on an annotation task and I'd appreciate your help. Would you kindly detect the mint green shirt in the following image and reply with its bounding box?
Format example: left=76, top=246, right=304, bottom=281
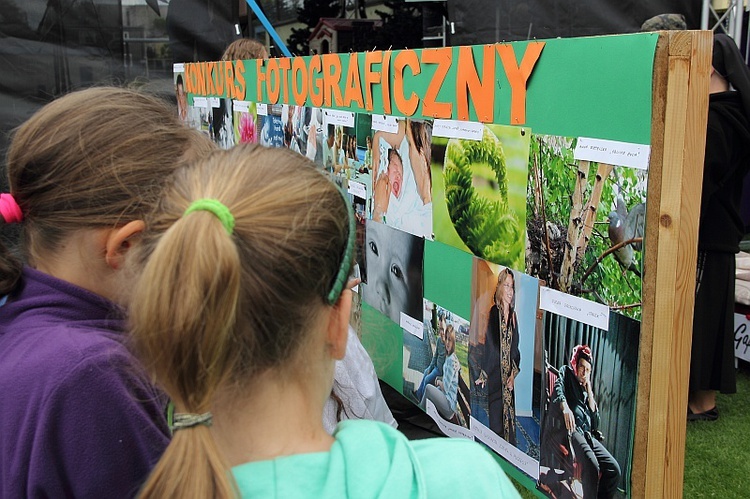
left=232, top=419, right=520, bottom=498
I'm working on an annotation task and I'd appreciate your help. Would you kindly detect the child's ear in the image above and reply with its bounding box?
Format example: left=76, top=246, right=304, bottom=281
left=104, top=220, right=145, bottom=270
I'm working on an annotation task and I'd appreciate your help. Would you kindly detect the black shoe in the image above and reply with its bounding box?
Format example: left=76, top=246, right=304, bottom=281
left=687, top=406, right=719, bottom=421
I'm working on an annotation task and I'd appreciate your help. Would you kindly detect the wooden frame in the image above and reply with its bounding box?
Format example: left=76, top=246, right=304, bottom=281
left=633, top=30, right=711, bottom=499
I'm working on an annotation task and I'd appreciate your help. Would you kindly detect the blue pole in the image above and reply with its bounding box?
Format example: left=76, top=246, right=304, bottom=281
left=245, top=0, right=293, bottom=57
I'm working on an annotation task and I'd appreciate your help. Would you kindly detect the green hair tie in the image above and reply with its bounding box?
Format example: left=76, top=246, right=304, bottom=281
left=326, top=188, right=356, bottom=305
left=183, top=199, right=235, bottom=235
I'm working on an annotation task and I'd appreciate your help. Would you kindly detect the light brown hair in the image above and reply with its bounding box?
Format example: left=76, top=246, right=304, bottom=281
left=0, top=87, right=215, bottom=295
left=221, top=38, right=268, bottom=61
left=445, top=324, right=456, bottom=356
left=129, top=144, right=350, bottom=498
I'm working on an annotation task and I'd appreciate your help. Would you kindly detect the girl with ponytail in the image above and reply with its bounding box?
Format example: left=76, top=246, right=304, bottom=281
left=130, top=144, right=519, bottom=498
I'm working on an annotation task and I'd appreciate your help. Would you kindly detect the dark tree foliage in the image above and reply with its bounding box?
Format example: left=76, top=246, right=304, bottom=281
left=373, top=0, right=423, bottom=50
left=287, top=0, right=341, bottom=55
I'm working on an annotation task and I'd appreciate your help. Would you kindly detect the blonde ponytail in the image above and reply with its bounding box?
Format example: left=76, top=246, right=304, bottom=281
left=132, top=203, right=242, bottom=498
left=138, top=427, right=235, bottom=499
left=130, top=144, right=352, bottom=497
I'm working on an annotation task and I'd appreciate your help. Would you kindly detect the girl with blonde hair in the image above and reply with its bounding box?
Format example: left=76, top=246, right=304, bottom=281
left=130, top=144, right=520, bottom=498
left=0, top=87, right=214, bottom=497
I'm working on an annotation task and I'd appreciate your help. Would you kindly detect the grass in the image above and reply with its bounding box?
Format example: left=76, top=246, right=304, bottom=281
left=683, top=362, right=750, bottom=498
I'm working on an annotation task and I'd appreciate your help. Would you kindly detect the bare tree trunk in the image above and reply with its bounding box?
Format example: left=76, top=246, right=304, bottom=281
left=559, top=160, right=589, bottom=292
left=558, top=162, right=614, bottom=293
left=576, top=163, right=613, bottom=263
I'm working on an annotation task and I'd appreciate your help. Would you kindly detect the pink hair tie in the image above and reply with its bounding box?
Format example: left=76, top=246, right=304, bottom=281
left=0, top=193, right=23, bottom=224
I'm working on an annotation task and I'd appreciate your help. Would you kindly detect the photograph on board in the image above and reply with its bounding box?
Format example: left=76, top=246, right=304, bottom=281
left=538, top=310, right=639, bottom=498
left=342, top=114, right=374, bottom=221
left=282, top=105, right=323, bottom=158
left=304, top=107, right=325, bottom=166
left=404, top=300, right=471, bottom=436
left=186, top=97, right=211, bottom=137
left=431, top=123, right=529, bottom=271
left=359, top=220, right=424, bottom=328
left=371, top=118, right=433, bottom=239
left=211, top=98, right=234, bottom=149
left=525, top=133, right=647, bottom=320
left=233, top=101, right=259, bottom=145
left=346, top=187, right=369, bottom=287
left=174, top=72, right=188, bottom=123
left=333, top=125, right=357, bottom=172
left=259, top=104, right=284, bottom=148
left=469, top=258, right=541, bottom=477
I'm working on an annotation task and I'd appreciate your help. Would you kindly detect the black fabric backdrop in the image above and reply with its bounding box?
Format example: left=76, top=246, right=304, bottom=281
left=446, top=0, right=702, bottom=44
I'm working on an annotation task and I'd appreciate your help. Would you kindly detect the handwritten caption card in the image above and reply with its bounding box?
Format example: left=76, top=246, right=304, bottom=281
left=574, top=137, right=650, bottom=170
left=539, top=287, right=609, bottom=331
left=432, top=119, right=484, bottom=140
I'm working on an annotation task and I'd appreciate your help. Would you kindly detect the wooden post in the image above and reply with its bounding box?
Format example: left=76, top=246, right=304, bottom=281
left=632, top=30, right=711, bottom=498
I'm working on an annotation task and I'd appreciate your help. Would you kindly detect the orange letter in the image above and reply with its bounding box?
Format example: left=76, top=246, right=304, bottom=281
left=233, top=60, right=246, bottom=100
left=496, top=41, right=545, bottom=124
left=223, top=61, right=235, bottom=98
left=382, top=51, right=392, bottom=114
left=206, top=63, right=218, bottom=96
left=393, top=50, right=420, bottom=116
left=184, top=65, right=195, bottom=94
left=279, top=57, right=291, bottom=104
left=344, top=52, right=364, bottom=109
left=309, top=55, right=323, bottom=107
left=343, top=53, right=364, bottom=108
left=363, top=51, right=382, bottom=112
left=266, top=58, right=280, bottom=104
left=422, top=47, right=452, bottom=118
left=291, top=57, right=308, bottom=106
left=213, top=62, right=224, bottom=96
left=457, top=45, right=495, bottom=122
left=256, top=59, right=266, bottom=101
left=322, top=54, right=344, bottom=107
left=195, top=63, right=207, bottom=95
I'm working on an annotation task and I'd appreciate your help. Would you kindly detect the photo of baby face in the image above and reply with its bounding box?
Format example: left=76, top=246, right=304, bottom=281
left=360, top=220, right=424, bottom=325
left=387, top=149, right=404, bottom=198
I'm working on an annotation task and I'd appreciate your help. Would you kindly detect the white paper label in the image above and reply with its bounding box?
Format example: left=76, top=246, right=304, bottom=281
left=192, top=96, right=208, bottom=108
left=425, top=400, right=472, bottom=439
left=539, top=287, right=609, bottom=331
left=233, top=100, right=250, bottom=113
left=574, top=137, right=650, bottom=170
left=256, top=103, right=268, bottom=116
left=348, top=180, right=367, bottom=199
left=371, top=114, right=399, bottom=133
left=324, top=109, right=355, bottom=127
left=208, top=97, right=220, bottom=108
left=400, top=312, right=423, bottom=339
left=432, top=119, right=484, bottom=140
left=173, top=63, right=185, bottom=73
left=733, top=313, right=750, bottom=362
left=471, top=417, right=540, bottom=479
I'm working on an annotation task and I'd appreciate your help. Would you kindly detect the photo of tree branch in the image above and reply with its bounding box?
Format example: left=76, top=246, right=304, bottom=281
left=526, top=134, right=646, bottom=320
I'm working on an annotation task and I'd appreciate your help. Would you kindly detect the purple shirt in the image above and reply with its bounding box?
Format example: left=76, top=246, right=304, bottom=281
left=0, top=268, right=169, bottom=498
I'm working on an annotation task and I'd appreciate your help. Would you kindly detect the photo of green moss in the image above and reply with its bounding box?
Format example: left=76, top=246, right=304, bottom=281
left=431, top=124, right=530, bottom=272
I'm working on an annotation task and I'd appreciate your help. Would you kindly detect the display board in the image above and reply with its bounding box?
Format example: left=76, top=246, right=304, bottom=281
left=176, top=30, right=711, bottom=498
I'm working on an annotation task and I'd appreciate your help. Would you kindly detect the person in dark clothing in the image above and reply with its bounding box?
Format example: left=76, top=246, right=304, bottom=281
left=476, top=268, right=520, bottom=445
left=688, top=34, right=750, bottom=420
left=552, top=345, right=621, bottom=499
